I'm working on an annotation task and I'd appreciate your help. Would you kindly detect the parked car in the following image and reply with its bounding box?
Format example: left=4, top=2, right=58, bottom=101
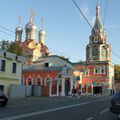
left=0, top=91, right=8, bottom=106
left=110, top=91, right=120, bottom=116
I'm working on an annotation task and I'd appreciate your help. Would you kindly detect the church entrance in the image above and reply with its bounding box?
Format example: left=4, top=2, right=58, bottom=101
left=65, top=80, right=70, bottom=96
left=93, top=86, right=102, bottom=94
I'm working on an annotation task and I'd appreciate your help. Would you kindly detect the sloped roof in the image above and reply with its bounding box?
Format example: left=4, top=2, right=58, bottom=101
left=23, top=65, right=63, bottom=72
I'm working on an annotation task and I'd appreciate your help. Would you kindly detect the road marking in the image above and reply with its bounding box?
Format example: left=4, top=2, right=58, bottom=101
left=1, top=98, right=110, bottom=120
left=0, top=101, right=91, bottom=120
left=86, top=117, right=93, bottom=120
left=100, top=108, right=109, bottom=114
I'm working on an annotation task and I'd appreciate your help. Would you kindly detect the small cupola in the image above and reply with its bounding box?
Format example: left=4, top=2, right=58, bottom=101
left=15, top=16, right=23, bottom=42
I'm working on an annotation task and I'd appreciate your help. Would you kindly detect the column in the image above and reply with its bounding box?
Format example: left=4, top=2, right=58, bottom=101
left=49, top=82, right=52, bottom=97
left=57, top=81, right=59, bottom=96
left=70, top=78, right=73, bottom=95
left=91, top=85, right=93, bottom=94
left=86, top=85, right=88, bottom=94
left=80, top=84, right=82, bottom=94
left=61, top=77, right=65, bottom=96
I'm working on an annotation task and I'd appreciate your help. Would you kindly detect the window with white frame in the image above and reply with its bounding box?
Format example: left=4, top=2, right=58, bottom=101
left=101, top=46, right=107, bottom=60
left=100, top=66, right=105, bottom=74
left=94, top=66, right=100, bottom=74
left=92, top=46, right=98, bottom=60
left=94, top=66, right=105, bottom=74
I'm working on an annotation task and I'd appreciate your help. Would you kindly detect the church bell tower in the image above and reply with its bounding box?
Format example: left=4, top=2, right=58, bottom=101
left=86, top=4, right=111, bottom=63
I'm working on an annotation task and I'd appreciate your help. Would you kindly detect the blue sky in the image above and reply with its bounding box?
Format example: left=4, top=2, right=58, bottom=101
left=0, top=0, right=120, bottom=65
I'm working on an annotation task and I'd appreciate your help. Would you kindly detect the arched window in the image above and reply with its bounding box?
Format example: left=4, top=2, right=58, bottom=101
left=100, top=66, right=105, bottom=74
left=94, top=66, right=100, bottom=74
left=28, top=78, right=32, bottom=85
left=36, top=78, right=42, bottom=86
left=101, top=46, right=107, bottom=60
left=44, top=76, right=52, bottom=86
left=84, top=68, right=89, bottom=75
left=94, top=66, right=105, bottom=74
left=92, top=46, right=98, bottom=60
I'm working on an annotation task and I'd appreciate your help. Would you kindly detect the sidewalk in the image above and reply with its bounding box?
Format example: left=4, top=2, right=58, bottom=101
left=7, top=96, right=68, bottom=106
left=7, top=94, right=112, bottom=106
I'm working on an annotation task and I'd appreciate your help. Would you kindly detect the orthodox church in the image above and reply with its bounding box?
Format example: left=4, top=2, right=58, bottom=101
left=15, top=12, right=51, bottom=65
left=15, top=4, right=114, bottom=97
left=14, top=11, right=81, bottom=97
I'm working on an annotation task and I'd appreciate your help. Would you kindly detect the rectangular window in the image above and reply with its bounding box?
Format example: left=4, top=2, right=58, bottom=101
left=12, top=63, right=17, bottom=73
left=0, top=60, right=6, bottom=72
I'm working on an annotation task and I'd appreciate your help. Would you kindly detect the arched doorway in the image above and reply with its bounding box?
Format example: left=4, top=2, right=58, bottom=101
left=65, top=79, right=70, bottom=96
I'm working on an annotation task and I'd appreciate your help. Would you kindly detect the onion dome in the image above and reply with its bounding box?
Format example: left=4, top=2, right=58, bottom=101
left=38, top=29, right=46, bottom=44
left=15, top=26, right=23, bottom=32
left=38, top=29, right=46, bottom=36
left=25, top=16, right=37, bottom=40
left=25, top=18, right=37, bottom=31
left=15, top=16, right=23, bottom=42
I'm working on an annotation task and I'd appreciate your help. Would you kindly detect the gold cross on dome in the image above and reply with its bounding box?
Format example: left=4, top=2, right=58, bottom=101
left=97, top=0, right=100, bottom=6
left=31, top=8, right=35, bottom=19
left=18, top=15, right=22, bottom=26
left=41, top=18, right=44, bottom=29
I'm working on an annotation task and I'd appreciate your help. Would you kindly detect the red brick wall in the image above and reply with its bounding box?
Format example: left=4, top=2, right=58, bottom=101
left=42, top=86, right=49, bottom=96
left=75, top=64, right=108, bottom=86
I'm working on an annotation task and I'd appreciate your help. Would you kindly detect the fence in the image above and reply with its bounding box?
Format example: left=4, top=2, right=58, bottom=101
left=8, top=84, right=42, bottom=99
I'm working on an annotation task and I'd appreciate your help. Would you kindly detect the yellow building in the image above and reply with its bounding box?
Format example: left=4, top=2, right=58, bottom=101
left=0, top=50, right=25, bottom=95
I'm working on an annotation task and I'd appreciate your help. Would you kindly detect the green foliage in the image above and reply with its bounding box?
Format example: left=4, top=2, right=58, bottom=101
left=0, top=40, right=23, bottom=56
left=114, top=64, right=120, bottom=80
left=8, top=42, right=23, bottom=56
left=0, top=39, right=10, bottom=50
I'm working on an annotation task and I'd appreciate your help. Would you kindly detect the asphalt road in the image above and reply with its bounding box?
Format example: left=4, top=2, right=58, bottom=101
left=0, top=96, right=119, bottom=120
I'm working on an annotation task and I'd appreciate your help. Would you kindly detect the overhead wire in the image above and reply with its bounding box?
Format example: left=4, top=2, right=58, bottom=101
left=72, top=0, right=120, bottom=64
left=0, top=26, right=15, bottom=34
left=0, top=1, right=119, bottom=64
left=0, top=29, right=15, bottom=38
left=0, top=24, right=73, bottom=60
left=103, top=0, right=109, bottom=27
left=72, top=0, right=92, bottom=29
left=49, top=47, right=72, bottom=59
left=0, top=25, right=26, bottom=40
left=111, top=50, right=120, bottom=61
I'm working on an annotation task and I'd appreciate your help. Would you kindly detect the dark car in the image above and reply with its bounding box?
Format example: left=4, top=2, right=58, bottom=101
left=0, top=91, right=8, bottom=106
left=110, top=91, right=120, bottom=116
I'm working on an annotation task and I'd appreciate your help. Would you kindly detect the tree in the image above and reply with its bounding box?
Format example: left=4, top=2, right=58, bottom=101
left=114, top=64, right=120, bottom=80
left=0, top=39, right=10, bottom=50
left=0, top=40, right=23, bottom=56
left=8, top=42, right=23, bottom=56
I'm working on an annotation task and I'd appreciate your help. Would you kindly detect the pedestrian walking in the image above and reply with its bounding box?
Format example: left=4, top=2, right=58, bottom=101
left=72, top=86, right=77, bottom=99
